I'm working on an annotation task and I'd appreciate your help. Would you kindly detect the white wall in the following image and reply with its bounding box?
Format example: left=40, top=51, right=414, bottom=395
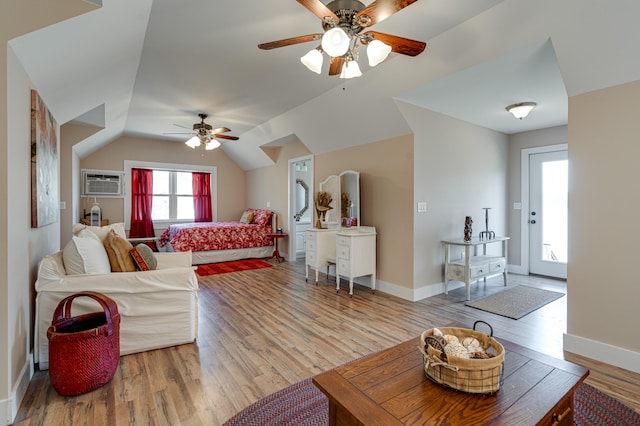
left=399, top=102, right=509, bottom=300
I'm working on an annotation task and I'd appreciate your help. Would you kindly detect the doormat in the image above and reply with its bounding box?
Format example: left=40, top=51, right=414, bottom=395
left=464, top=285, right=564, bottom=319
left=195, top=259, right=273, bottom=276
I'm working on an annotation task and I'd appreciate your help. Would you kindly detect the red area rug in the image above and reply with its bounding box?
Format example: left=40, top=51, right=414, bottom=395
left=223, top=379, right=639, bottom=426
left=195, top=259, right=272, bottom=276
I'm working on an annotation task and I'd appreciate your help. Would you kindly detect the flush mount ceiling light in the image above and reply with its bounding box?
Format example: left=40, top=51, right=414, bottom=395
left=164, top=113, right=239, bottom=151
left=259, top=0, right=427, bottom=79
left=506, top=102, right=537, bottom=120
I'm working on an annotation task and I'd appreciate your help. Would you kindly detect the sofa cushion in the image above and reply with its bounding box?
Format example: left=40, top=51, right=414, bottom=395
left=72, top=222, right=126, bottom=242
left=62, top=230, right=112, bottom=275
left=103, top=229, right=137, bottom=272
left=130, top=243, right=158, bottom=271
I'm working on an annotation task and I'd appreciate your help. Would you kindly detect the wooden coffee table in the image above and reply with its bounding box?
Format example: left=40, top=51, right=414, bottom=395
left=313, top=336, right=588, bottom=425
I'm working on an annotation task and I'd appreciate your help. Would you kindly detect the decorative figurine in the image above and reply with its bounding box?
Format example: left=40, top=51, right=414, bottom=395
left=479, top=207, right=495, bottom=240
left=464, top=216, right=473, bottom=242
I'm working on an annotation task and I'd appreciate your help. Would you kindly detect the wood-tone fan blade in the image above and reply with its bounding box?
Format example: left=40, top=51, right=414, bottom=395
left=329, top=56, right=345, bottom=76
left=297, top=0, right=339, bottom=22
left=355, top=0, right=419, bottom=27
left=211, top=127, right=231, bottom=134
left=214, top=134, right=239, bottom=141
left=365, top=31, right=426, bottom=56
left=258, top=34, right=322, bottom=50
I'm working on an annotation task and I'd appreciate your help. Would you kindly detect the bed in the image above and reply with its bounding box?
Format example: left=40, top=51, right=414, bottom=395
left=157, top=209, right=276, bottom=265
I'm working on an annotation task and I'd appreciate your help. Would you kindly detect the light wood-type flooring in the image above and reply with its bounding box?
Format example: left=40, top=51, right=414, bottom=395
left=14, top=260, right=640, bottom=425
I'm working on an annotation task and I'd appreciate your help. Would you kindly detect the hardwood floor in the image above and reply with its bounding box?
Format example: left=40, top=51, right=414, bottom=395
left=14, top=260, right=640, bottom=425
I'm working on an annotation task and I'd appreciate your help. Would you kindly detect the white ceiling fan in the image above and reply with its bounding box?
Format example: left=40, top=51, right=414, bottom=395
left=165, top=113, right=239, bottom=150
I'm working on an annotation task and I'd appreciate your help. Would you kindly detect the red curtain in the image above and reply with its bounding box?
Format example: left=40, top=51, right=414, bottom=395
left=129, top=168, right=155, bottom=238
left=193, top=172, right=212, bottom=222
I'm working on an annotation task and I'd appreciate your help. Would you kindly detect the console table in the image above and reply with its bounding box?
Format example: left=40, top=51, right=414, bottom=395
left=442, top=237, right=509, bottom=301
left=313, top=335, right=588, bottom=425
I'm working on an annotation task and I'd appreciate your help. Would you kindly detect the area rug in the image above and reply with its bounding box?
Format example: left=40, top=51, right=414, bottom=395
left=223, top=379, right=639, bottom=426
left=195, top=259, right=272, bottom=276
left=465, top=285, right=564, bottom=319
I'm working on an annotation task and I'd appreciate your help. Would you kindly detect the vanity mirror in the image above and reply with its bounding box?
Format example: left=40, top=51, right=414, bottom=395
left=318, top=170, right=360, bottom=228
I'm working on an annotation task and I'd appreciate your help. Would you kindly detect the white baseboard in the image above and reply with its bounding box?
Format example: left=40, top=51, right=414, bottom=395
left=563, top=333, right=640, bottom=374
left=1, top=353, right=33, bottom=425
left=507, top=264, right=527, bottom=275
left=367, top=278, right=465, bottom=302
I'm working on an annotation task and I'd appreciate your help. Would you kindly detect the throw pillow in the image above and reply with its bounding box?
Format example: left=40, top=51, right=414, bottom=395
left=72, top=222, right=126, bottom=242
left=130, top=244, right=158, bottom=271
left=62, top=234, right=112, bottom=275
left=103, top=229, right=137, bottom=272
left=252, top=209, right=272, bottom=226
left=239, top=210, right=254, bottom=224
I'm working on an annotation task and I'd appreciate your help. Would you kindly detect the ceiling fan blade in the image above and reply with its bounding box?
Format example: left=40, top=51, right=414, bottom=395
left=297, top=0, right=339, bottom=22
left=355, top=0, right=420, bottom=27
left=258, top=34, right=322, bottom=50
left=365, top=31, right=426, bottom=56
left=215, top=134, right=239, bottom=141
left=329, top=56, right=345, bottom=76
left=211, top=127, right=231, bottom=134
left=163, top=132, right=194, bottom=135
left=173, top=124, right=192, bottom=130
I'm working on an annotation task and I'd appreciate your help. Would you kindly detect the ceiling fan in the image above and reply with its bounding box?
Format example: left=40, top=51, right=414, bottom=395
left=165, top=113, right=239, bottom=150
left=258, top=0, right=426, bottom=78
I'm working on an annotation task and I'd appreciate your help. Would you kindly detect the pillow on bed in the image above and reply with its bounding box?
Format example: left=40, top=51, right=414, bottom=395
left=252, top=209, right=272, bottom=226
left=130, top=243, right=158, bottom=271
left=239, top=210, right=254, bottom=224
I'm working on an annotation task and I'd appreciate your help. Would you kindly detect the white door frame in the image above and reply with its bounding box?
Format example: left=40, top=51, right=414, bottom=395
left=520, top=143, right=567, bottom=275
left=288, top=155, right=313, bottom=262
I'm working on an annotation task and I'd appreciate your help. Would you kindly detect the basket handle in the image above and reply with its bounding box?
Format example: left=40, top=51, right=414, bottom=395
left=424, top=335, right=448, bottom=362
left=473, top=320, right=494, bottom=337
left=52, top=291, right=118, bottom=332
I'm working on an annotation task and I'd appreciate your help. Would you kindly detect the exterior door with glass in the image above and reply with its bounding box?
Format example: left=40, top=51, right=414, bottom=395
left=529, top=150, right=568, bottom=278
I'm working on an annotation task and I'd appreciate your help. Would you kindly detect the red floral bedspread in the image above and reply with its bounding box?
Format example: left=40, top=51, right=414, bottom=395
left=158, top=222, right=273, bottom=252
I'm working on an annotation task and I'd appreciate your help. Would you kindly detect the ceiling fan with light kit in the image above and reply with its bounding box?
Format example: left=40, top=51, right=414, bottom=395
left=258, top=0, right=426, bottom=78
left=165, top=113, right=239, bottom=150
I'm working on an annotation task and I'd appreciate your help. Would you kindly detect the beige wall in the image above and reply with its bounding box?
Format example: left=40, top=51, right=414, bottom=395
left=246, top=139, right=312, bottom=242
left=566, top=80, right=640, bottom=358
left=80, top=135, right=247, bottom=239
left=507, top=125, right=568, bottom=268
left=1, top=0, right=99, bottom=420
left=315, top=135, right=415, bottom=290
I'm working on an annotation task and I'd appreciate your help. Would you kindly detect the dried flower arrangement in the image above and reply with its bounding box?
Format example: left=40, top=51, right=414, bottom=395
left=315, top=191, right=333, bottom=228
left=341, top=192, right=350, bottom=218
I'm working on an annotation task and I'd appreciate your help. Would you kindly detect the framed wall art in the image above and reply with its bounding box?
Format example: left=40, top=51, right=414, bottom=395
left=31, top=89, right=59, bottom=228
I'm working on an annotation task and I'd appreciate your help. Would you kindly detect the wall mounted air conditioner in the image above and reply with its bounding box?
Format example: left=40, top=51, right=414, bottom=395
left=81, top=169, right=125, bottom=197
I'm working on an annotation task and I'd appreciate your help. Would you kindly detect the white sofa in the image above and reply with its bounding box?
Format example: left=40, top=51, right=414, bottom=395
left=35, top=250, right=199, bottom=370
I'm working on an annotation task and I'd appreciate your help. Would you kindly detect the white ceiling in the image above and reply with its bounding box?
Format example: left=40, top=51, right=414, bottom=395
left=8, top=0, right=640, bottom=169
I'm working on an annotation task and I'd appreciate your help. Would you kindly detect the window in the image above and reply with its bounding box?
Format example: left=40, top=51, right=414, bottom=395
left=151, top=170, right=195, bottom=221
left=124, top=161, right=217, bottom=230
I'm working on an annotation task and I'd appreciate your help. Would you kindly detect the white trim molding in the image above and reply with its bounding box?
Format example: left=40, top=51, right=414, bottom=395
left=2, top=354, right=33, bottom=425
left=564, top=333, right=640, bottom=374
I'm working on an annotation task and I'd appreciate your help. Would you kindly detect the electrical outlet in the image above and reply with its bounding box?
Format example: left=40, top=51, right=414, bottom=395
left=417, top=202, right=427, bottom=213
left=266, top=201, right=271, bottom=208
left=59, top=201, right=66, bottom=210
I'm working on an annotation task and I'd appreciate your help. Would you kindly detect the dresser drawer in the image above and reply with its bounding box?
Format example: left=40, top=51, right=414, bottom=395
left=336, top=236, right=351, bottom=246
left=490, top=258, right=506, bottom=273
left=448, top=264, right=465, bottom=280
left=306, top=250, right=317, bottom=264
left=338, top=258, right=351, bottom=273
left=306, top=231, right=317, bottom=242
left=306, top=239, right=316, bottom=252
left=470, top=264, right=489, bottom=279
left=538, top=394, right=573, bottom=426
left=337, top=244, right=350, bottom=260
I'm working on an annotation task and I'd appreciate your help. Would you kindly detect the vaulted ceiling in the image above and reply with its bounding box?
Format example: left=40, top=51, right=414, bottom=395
left=9, top=0, right=640, bottom=170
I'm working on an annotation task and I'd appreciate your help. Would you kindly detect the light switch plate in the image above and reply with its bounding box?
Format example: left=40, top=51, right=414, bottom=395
left=513, top=202, right=522, bottom=210
left=417, top=202, right=427, bottom=213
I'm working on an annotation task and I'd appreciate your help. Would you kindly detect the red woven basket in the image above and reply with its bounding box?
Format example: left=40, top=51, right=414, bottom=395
left=46, top=291, right=120, bottom=396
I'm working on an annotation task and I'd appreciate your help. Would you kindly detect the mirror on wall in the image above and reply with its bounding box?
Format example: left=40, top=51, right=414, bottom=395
left=295, top=179, right=309, bottom=221
left=318, top=170, right=360, bottom=228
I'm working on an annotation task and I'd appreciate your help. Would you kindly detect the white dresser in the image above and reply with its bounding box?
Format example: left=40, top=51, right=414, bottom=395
left=335, top=226, right=377, bottom=297
left=305, top=228, right=337, bottom=284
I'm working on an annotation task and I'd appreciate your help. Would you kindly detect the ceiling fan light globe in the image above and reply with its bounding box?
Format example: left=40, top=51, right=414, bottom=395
left=322, top=27, right=350, bottom=57
left=339, top=60, right=362, bottom=79
left=367, top=40, right=392, bottom=67
left=301, top=49, right=323, bottom=74
left=205, top=139, right=221, bottom=150
left=185, top=135, right=201, bottom=148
